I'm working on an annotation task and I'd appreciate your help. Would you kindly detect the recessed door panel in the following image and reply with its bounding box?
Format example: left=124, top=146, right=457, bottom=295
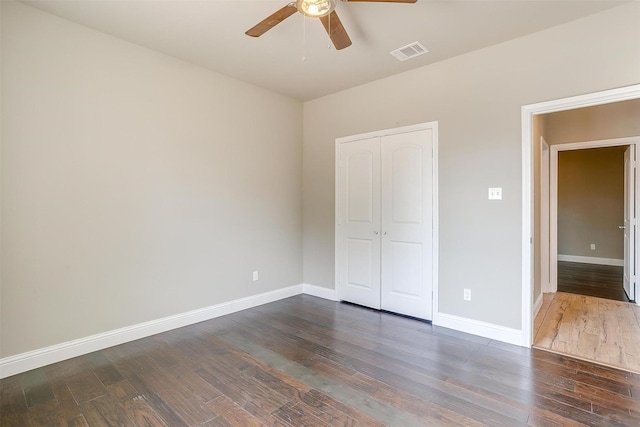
left=391, top=147, right=422, bottom=224
left=346, top=238, right=373, bottom=289
left=348, top=153, right=374, bottom=223
left=388, top=241, right=422, bottom=297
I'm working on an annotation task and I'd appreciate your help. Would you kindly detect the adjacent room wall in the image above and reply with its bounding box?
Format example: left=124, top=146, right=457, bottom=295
left=544, top=99, right=640, bottom=145
left=557, top=147, right=625, bottom=261
left=302, top=3, right=640, bottom=330
left=1, top=1, right=303, bottom=358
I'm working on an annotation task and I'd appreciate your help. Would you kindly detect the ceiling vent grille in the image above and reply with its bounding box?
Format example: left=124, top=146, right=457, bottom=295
left=389, top=41, right=429, bottom=62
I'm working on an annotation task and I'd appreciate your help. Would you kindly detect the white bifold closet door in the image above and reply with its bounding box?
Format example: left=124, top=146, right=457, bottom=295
left=336, top=127, right=434, bottom=320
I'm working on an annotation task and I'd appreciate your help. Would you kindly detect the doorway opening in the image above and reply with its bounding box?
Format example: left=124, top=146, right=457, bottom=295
left=551, top=142, right=637, bottom=303
left=521, top=84, right=640, bottom=348
left=523, top=85, right=640, bottom=372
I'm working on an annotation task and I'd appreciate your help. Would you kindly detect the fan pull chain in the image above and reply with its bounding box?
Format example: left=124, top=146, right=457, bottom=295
left=328, top=13, right=332, bottom=49
left=302, top=15, right=306, bottom=61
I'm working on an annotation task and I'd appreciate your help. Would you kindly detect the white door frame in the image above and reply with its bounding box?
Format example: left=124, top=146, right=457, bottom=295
left=335, top=121, right=439, bottom=319
left=549, top=137, right=639, bottom=293
left=521, top=84, right=640, bottom=347
left=540, top=137, right=551, bottom=293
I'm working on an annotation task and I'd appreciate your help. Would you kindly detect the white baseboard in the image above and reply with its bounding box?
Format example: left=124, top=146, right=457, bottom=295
left=557, top=254, right=624, bottom=267
left=0, top=284, right=303, bottom=379
left=0, top=282, right=527, bottom=378
left=533, top=292, right=544, bottom=319
left=433, top=312, right=524, bottom=347
left=302, top=283, right=338, bottom=301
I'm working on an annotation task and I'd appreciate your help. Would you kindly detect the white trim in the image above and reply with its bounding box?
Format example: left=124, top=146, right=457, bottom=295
left=431, top=124, right=440, bottom=323
left=434, top=313, right=523, bottom=347
left=533, top=293, right=544, bottom=320
left=303, top=283, right=338, bottom=301
left=522, top=102, right=534, bottom=348
left=549, top=136, right=640, bottom=293
left=0, top=285, right=303, bottom=379
left=557, top=254, right=624, bottom=267
left=335, top=121, right=438, bottom=144
left=551, top=137, right=640, bottom=152
left=550, top=147, right=559, bottom=293
left=540, top=137, right=551, bottom=293
left=522, top=84, right=640, bottom=347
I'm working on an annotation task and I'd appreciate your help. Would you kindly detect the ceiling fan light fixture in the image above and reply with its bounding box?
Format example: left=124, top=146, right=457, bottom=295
left=296, top=0, right=336, bottom=17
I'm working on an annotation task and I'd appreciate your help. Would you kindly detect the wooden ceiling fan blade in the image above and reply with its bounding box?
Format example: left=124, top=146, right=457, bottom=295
left=245, top=4, right=298, bottom=37
left=319, top=11, right=352, bottom=50
left=344, top=0, right=417, bottom=3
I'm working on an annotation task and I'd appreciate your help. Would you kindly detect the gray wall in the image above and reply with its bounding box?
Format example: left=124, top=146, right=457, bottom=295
left=1, top=1, right=303, bottom=357
left=302, top=3, right=640, bottom=330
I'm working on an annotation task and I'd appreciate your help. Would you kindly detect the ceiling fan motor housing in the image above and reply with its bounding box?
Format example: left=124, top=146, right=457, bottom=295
left=296, top=0, right=337, bottom=17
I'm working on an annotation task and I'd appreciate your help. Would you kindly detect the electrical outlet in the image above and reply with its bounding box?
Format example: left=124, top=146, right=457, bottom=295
left=590, top=243, right=596, bottom=250
left=253, top=271, right=259, bottom=281
left=463, top=288, right=471, bottom=301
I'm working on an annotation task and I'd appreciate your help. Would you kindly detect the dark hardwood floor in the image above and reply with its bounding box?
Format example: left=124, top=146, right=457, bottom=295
left=3, top=295, right=640, bottom=426
left=558, top=261, right=629, bottom=302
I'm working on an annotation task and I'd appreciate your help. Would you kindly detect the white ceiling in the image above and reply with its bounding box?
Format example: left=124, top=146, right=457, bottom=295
left=21, top=0, right=627, bottom=101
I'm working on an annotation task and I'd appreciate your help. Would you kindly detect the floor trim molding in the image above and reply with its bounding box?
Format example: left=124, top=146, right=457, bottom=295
left=302, top=283, right=338, bottom=301
left=534, top=292, right=544, bottom=320
left=558, top=254, right=624, bottom=267
left=434, top=312, right=524, bottom=347
left=1, top=283, right=527, bottom=378
left=0, top=284, right=303, bottom=379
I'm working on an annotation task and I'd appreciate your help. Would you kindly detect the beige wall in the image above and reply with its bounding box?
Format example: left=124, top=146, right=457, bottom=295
left=545, top=99, right=640, bottom=145
left=558, top=147, right=625, bottom=259
left=1, top=1, right=303, bottom=357
left=303, top=3, right=640, bottom=330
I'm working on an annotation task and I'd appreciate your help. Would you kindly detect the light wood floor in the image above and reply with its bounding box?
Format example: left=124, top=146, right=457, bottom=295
left=534, top=292, right=640, bottom=373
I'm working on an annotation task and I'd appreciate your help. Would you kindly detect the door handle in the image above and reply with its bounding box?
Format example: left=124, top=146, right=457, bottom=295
left=374, top=230, right=379, bottom=235
left=619, top=225, right=626, bottom=229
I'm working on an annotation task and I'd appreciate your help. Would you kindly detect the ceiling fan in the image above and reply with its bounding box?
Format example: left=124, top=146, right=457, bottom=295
left=245, top=0, right=417, bottom=50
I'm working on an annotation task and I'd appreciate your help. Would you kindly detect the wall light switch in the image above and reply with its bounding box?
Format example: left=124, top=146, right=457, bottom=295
left=488, top=187, right=502, bottom=200
left=253, top=271, right=259, bottom=281
left=590, top=243, right=596, bottom=250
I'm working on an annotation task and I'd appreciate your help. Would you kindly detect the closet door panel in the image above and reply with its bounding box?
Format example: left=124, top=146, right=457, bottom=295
left=381, top=129, right=433, bottom=320
left=336, top=138, right=381, bottom=309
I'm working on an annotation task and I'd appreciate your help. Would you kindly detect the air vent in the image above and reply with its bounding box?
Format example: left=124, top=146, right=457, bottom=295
left=389, top=41, right=429, bottom=62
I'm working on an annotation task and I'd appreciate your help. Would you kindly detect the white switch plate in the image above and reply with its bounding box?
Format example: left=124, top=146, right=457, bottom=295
left=488, top=187, right=502, bottom=200
left=464, top=288, right=471, bottom=301
left=252, top=271, right=259, bottom=281
left=590, top=243, right=596, bottom=250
